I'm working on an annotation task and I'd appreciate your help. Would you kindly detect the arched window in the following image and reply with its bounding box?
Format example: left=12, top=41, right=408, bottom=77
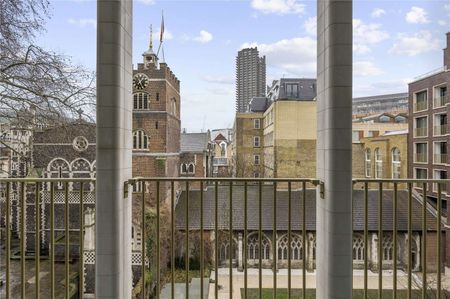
left=353, top=234, right=364, bottom=261
left=220, top=142, right=226, bottom=157
left=392, top=148, right=401, bottom=179
left=47, top=158, right=71, bottom=189
left=181, top=163, right=188, bottom=174
left=277, top=234, right=303, bottom=260
left=248, top=233, right=270, bottom=260
left=133, top=130, right=149, bottom=150
left=133, top=92, right=149, bottom=110
left=374, top=148, right=382, bottom=178
left=219, top=238, right=238, bottom=264
left=71, top=158, right=92, bottom=191
left=188, top=163, right=194, bottom=174
left=365, top=149, right=371, bottom=177
left=382, top=234, right=394, bottom=261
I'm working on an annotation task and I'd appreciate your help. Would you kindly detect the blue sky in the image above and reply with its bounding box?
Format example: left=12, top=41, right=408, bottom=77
left=39, top=0, right=450, bottom=131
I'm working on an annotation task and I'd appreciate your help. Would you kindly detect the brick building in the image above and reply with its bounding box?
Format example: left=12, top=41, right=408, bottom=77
left=180, top=131, right=213, bottom=182
left=408, top=32, right=450, bottom=271
left=211, top=132, right=233, bottom=177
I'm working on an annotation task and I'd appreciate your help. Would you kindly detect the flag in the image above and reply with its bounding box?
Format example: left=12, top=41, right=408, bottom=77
left=160, top=12, right=164, bottom=42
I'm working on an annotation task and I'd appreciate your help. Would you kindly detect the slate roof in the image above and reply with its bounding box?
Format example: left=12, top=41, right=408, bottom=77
left=248, top=97, right=271, bottom=113
left=175, top=185, right=440, bottom=231
left=180, top=132, right=209, bottom=153
left=268, top=78, right=317, bottom=102
left=353, top=93, right=408, bottom=103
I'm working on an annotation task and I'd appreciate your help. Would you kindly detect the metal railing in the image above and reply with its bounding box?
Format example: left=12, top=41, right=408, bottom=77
left=434, top=153, right=447, bottom=164
left=2, top=177, right=449, bottom=298
left=413, top=101, right=428, bottom=112
left=434, top=95, right=449, bottom=108
left=1, top=178, right=94, bottom=299
left=353, top=179, right=448, bottom=299
left=414, top=127, right=428, bottom=137
left=433, top=124, right=447, bottom=136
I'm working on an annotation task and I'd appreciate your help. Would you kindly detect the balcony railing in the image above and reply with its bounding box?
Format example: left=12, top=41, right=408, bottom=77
left=213, top=157, right=228, bottom=166
left=413, top=101, right=428, bottom=112
left=2, top=177, right=449, bottom=298
left=434, top=153, right=447, bottom=164
left=434, top=124, right=448, bottom=136
left=434, top=95, right=449, bottom=108
left=414, top=153, right=428, bottom=163
left=414, top=127, right=427, bottom=137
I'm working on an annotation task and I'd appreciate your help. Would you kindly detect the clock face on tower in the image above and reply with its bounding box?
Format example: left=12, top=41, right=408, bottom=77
left=133, top=73, right=149, bottom=90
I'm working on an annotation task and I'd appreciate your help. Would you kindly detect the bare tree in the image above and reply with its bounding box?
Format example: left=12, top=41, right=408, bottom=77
left=0, top=0, right=96, bottom=128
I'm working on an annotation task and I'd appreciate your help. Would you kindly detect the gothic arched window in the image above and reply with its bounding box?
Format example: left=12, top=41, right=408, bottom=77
left=365, top=149, right=371, bottom=177
left=382, top=234, right=394, bottom=261
left=374, top=148, right=382, bottom=178
left=248, top=233, right=270, bottom=260
left=392, top=148, right=401, bottom=179
left=353, top=234, right=364, bottom=261
left=277, top=234, right=303, bottom=260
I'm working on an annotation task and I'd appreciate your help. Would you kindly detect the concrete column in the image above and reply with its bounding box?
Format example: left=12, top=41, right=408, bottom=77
left=316, top=0, right=353, bottom=298
left=96, top=0, right=133, bottom=298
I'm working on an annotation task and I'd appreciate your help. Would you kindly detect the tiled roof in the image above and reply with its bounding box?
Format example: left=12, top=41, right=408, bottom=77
left=175, top=185, right=439, bottom=231
left=180, top=132, right=209, bottom=153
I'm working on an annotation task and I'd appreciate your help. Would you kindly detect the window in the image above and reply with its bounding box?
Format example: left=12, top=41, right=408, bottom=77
left=277, top=234, right=303, bottom=260
left=434, top=85, right=447, bottom=107
left=433, top=169, right=447, bottom=192
left=392, top=148, right=401, bottom=179
left=353, top=234, right=364, bottom=261
left=352, top=131, right=361, bottom=142
left=414, top=90, right=428, bottom=112
left=414, top=116, right=427, bottom=137
left=254, top=155, right=260, bottom=165
left=188, top=163, right=194, bottom=174
left=374, top=148, right=382, bottom=178
left=415, top=143, right=427, bottom=163
left=365, top=149, right=371, bottom=177
left=415, top=168, right=427, bottom=179
left=253, top=136, right=260, bottom=147
left=285, top=83, right=298, bottom=97
left=379, top=115, right=390, bottom=123
left=133, top=130, right=149, bottom=150
left=254, top=172, right=260, bottom=178
left=382, top=235, right=394, bottom=261
left=395, top=115, right=406, bottom=123
left=181, top=163, right=188, bottom=174
left=367, top=130, right=378, bottom=137
left=254, top=119, right=260, bottom=129
left=220, top=142, right=226, bottom=157
left=434, top=141, right=447, bottom=164
left=248, top=234, right=270, bottom=260
left=133, top=181, right=144, bottom=193
left=434, top=114, right=447, bottom=136
left=156, top=92, right=160, bottom=101
left=133, top=92, right=149, bottom=110
left=155, top=121, right=159, bottom=129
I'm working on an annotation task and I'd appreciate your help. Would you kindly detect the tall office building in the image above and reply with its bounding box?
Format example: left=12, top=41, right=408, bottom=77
left=236, top=47, right=266, bottom=113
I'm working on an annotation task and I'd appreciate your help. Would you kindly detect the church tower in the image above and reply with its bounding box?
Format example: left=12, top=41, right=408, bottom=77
left=131, top=26, right=181, bottom=242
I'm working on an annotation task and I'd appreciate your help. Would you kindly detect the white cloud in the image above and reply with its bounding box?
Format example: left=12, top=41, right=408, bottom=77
left=405, top=6, right=429, bottom=24
left=354, top=61, right=384, bottom=77
left=390, top=31, right=440, bottom=56
left=354, top=78, right=411, bottom=97
left=251, top=0, right=305, bottom=15
left=241, top=36, right=316, bottom=76
left=153, top=27, right=174, bottom=41
left=194, top=30, right=213, bottom=43
left=445, top=4, right=450, bottom=16
left=303, top=16, right=316, bottom=36
left=371, top=8, right=386, bottom=18
left=67, top=18, right=96, bottom=29
left=203, top=75, right=234, bottom=85
left=438, top=20, right=447, bottom=26
left=136, top=0, right=156, bottom=5
left=353, top=19, right=389, bottom=55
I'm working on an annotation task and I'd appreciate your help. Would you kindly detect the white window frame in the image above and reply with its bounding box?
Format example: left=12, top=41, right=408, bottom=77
left=433, top=83, right=447, bottom=108
left=254, top=119, right=261, bottom=129
left=253, top=136, right=260, bottom=147
left=133, top=130, right=149, bottom=150
left=414, top=115, right=428, bottom=138
left=133, top=92, right=149, bottom=110
left=254, top=154, right=260, bottom=165
left=414, top=142, right=428, bottom=164
left=413, top=88, right=428, bottom=113
left=391, top=148, right=401, bottom=179
left=364, top=149, right=371, bottom=178
left=374, top=148, right=382, bottom=178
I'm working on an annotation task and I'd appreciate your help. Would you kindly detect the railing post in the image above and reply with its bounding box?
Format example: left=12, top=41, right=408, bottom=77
left=96, top=0, right=133, bottom=297
left=316, top=0, right=353, bottom=298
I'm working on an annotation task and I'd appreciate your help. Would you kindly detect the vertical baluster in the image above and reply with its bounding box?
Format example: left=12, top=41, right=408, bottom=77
left=288, top=181, right=291, bottom=299
left=259, top=180, right=262, bottom=299
left=229, top=181, right=233, bottom=299
left=244, top=181, right=248, bottom=299
left=407, top=183, right=412, bottom=299
left=65, top=182, right=69, bottom=299
left=50, top=182, right=55, bottom=299
left=364, top=182, right=368, bottom=299
left=79, top=182, right=84, bottom=299
left=200, top=180, right=204, bottom=299
left=156, top=181, right=160, bottom=299
left=5, top=182, right=10, bottom=299
left=273, top=181, right=277, bottom=299
left=141, top=181, right=146, bottom=299
left=393, top=183, right=398, bottom=299
left=171, top=181, right=175, bottom=299
left=422, top=182, right=427, bottom=299
left=378, top=182, right=383, bottom=299
left=302, top=181, right=306, bottom=299
left=35, top=182, right=41, bottom=299
left=185, top=181, right=189, bottom=299
left=215, top=181, right=218, bottom=299
left=20, top=181, right=25, bottom=299
left=437, top=182, right=442, bottom=299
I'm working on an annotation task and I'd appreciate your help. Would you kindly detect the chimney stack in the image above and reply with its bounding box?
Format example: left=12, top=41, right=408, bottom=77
left=444, top=32, right=450, bottom=69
